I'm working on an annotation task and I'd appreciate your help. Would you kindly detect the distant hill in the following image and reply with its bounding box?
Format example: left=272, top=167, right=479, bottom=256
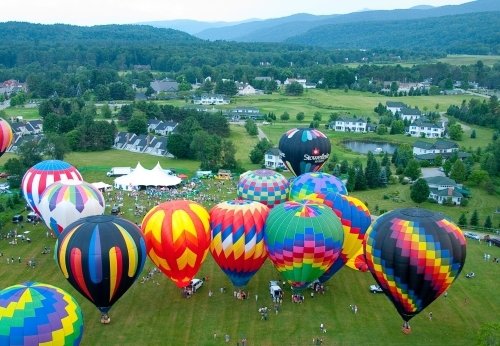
left=193, top=0, right=500, bottom=42
left=286, top=11, right=500, bottom=54
left=0, top=22, right=200, bottom=44
left=136, top=19, right=255, bottom=35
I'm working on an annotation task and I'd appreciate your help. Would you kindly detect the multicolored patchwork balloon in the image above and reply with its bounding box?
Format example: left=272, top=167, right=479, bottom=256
left=289, top=172, right=347, bottom=202
left=264, top=200, right=343, bottom=290
left=0, top=282, right=84, bottom=345
left=365, top=208, right=466, bottom=324
left=210, top=200, right=269, bottom=287
left=278, top=128, right=331, bottom=176
left=55, top=215, right=146, bottom=316
left=22, top=160, right=83, bottom=216
left=0, top=118, right=13, bottom=157
left=38, top=180, right=106, bottom=237
left=318, top=194, right=371, bottom=283
left=141, top=200, right=211, bottom=288
left=237, top=169, right=289, bottom=208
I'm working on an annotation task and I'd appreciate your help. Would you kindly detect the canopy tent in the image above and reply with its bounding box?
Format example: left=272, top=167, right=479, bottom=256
left=91, top=182, right=113, bottom=192
left=114, top=162, right=182, bottom=191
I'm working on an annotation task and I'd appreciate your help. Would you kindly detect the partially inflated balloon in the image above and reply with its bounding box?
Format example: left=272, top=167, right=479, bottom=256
left=210, top=200, right=269, bottom=287
left=22, top=160, right=83, bottom=216
left=0, top=118, right=13, bottom=157
left=38, top=180, right=106, bottom=236
left=264, top=200, right=343, bottom=289
left=278, top=128, right=331, bottom=176
left=0, top=282, right=84, bottom=345
left=318, top=194, right=371, bottom=283
left=365, top=208, right=466, bottom=324
left=56, top=215, right=146, bottom=315
left=237, top=169, right=289, bottom=208
left=141, top=200, right=211, bottom=288
left=289, top=172, right=347, bottom=202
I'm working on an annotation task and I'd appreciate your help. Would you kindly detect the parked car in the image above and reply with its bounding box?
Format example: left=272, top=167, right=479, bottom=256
left=12, top=214, right=24, bottom=223
left=269, top=280, right=283, bottom=299
left=369, top=284, right=383, bottom=293
left=489, top=238, right=500, bottom=247
left=189, top=278, right=204, bottom=292
left=111, top=205, right=121, bottom=215
left=27, top=212, right=40, bottom=223
left=465, top=272, right=475, bottom=279
left=464, top=232, right=480, bottom=240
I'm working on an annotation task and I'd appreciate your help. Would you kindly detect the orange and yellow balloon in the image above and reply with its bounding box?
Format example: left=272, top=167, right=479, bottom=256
left=0, top=118, right=13, bottom=157
left=141, top=200, right=211, bottom=288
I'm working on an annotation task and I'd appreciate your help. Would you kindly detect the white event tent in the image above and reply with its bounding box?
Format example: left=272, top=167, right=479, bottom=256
left=114, top=162, right=182, bottom=191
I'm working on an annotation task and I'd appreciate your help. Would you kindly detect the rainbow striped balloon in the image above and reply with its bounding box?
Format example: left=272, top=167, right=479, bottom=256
left=318, top=193, right=371, bottom=283
left=0, top=282, right=84, bottom=345
left=289, top=172, right=348, bottom=202
left=210, top=200, right=269, bottom=287
left=22, top=160, right=83, bottom=216
left=38, top=180, right=106, bottom=236
left=56, top=215, right=146, bottom=314
left=0, top=118, right=13, bottom=157
left=264, top=200, right=344, bottom=289
left=141, top=200, right=211, bottom=288
left=365, top=208, right=466, bottom=323
left=237, top=169, right=289, bottom=208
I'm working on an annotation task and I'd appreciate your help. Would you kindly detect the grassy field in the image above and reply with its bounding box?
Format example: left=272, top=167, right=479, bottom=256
left=0, top=178, right=499, bottom=346
left=437, top=55, right=500, bottom=67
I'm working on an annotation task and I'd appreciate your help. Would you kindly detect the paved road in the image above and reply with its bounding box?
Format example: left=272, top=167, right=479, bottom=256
left=421, top=167, right=445, bottom=178
left=0, top=100, right=10, bottom=111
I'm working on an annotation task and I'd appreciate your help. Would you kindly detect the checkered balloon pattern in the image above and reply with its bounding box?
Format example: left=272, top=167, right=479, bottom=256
left=210, top=200, right=269, bottom=287
left=264, top=200, right=344, bottom=289
left=237, top=169, right=289, bottom=208
left=289, top=172, right=347, bottom=203
left=0, top=282, right=84, bottom=346
left=364, top=208, right=466, bottom=322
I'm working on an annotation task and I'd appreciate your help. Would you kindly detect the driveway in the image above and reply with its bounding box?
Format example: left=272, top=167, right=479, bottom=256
left=421, top=167, right=445, bottom=178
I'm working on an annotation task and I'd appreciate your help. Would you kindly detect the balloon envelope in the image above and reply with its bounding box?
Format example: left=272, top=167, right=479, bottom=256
left=55, top=215, right=146, bottom=313
left=278, top=128, right=331, bottom=176
left=318, top=194, right=371, bottom=283
left=0, top=282, right=84, bottom=346
left=0, top=118, right=13, bottom=157
left=22, top=160, right=83, bottom=216
left=210, top=200, right=269, bottom=287
left=264, top=200, right=344, bottom=289
left=289, top=172, right=347, bottom=202
left=38, top=180, right=106, bottom=236
left=364, top=208, right=466, bottom=322
left=141, top=200, right=211, bottom=288
left=237, top=169, right=289, bottom=208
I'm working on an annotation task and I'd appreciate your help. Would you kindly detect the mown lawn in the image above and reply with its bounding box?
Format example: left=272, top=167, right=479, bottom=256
left=437, top=54, right=500, bottom=67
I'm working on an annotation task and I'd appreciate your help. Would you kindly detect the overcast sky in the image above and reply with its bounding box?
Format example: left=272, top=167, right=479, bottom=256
left=0, top=0, right=472, bottom=26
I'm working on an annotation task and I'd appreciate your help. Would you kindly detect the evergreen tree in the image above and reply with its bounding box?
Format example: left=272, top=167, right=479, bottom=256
left=354, top=165, right=367, bottom=191
left=346, top=167, right=356, bottom=192
left=410, top=178, right=430, bottom=203
left=470, top=210, right=479, bottom=226
left=458, top=213, right=467, bottom=226
left=365, top=152, right=381, bottom=188
left=450, top=160, right=467, bottom=183
left=381, top=152, right=390, bottom=167
left=484, top=215, right=492, bottom=229
left=340, top=160, right=349, bottom=174
left=470, top=129, right=476, bottom=138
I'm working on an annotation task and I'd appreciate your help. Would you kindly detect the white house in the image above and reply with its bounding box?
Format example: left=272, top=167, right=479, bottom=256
left=264, top=148, right=286, bottom=170
left=413, top=139, right=458, bottom=156
left=386, top=101, right=407, bottom=115
left=329, top=117, right=367, bottom=133
left=424, top=176, right=464, bottom=205
left=283, top=78, right=316, bottom=88
left=408, top=119, right=444, bottom=138
left=193, top=94, right=230, bottom=105
left=399, top=107, right=422, bottom=122
left=237, top=84, right=257, bottom=96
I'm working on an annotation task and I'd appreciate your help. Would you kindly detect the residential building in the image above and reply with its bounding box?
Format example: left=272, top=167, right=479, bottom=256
left=193, top=94, right=230, bottom=105
left=424, top=176, right=464, bottom=205
left=413, top=139, right=458, bottom=156
left=408, top=119, right=444, bottom=138
left=399, top=107, right=422, bottom=122
left=329, top=117, right=368, bottom=133
left=264, top=148, right=286, bottom=170
left=227, top=107, right=263, bottom=121
left=147, top=119, right=178, bottom=136
left=0, top=80, right=26, bottom=96
left=386, top=101, right=407, bottom=115
left=150, top=78, right=179, bottom=94
left=237, top=83, right=257, bottom=96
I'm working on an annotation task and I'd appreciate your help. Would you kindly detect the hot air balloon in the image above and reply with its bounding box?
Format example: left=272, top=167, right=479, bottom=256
left=38, top=180, right=106, bottom=237
left=55, top=215, right=146, bottom=323
left=0, top=118, right=13, bottom=158
left=0, top=282, right=84, bottom=345
left=237, top=169, right=289, bottom=208
left=278, top=128, right=331, bottom=176
left=141, top=200, right=211, bottom=289
left=264, top=200, right=344, bottom=290
left=289, top=172, right=348, bottom=203
left=22, top=160, right=83, bottom=216
left=210, top=200, right=269, bottom=287
left=318, top=193, right=371, bottom=283
left=364, top=208, right=466, bottom=331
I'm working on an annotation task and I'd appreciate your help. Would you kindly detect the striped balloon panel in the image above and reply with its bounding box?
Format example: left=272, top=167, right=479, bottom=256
left=0, top=118, right=13, bottom=157
left=264, top=200, right=343, bottom=289
left=141, top=200, right=211, bottom=288
left=56, top=215, right=146, bottom=313
left=364, top=208, right=466, bottom=322
left=21, top=160, right=83, bottom=216
left=289, top=172, right=348, bottom=203
left=0, top=281, right=84, bottom=346
left=210, top=200, right=269, bottom=287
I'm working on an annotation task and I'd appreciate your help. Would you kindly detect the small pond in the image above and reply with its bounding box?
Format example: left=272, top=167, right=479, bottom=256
left=343, top=141, right=398, bottom=154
